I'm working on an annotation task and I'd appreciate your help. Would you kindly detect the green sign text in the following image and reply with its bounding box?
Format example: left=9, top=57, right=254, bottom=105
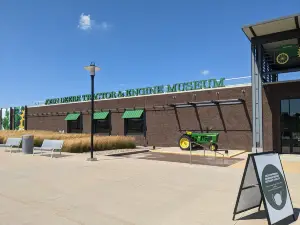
left=45, top=78, right=225, bottom=105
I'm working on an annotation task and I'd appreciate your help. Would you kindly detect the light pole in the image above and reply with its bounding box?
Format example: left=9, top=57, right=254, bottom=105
left=84, top=62, right=101, bottom=161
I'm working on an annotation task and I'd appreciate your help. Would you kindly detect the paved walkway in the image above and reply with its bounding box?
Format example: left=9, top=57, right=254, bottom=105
left=230, top=153, right=300, bottom=174
left=0, top=149, right=299, bottom=225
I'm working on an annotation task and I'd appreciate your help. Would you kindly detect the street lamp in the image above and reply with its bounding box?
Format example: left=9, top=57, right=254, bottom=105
left=84, top=62, right=101, bottom=161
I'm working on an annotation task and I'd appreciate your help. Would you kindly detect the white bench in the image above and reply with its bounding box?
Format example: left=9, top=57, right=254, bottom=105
left=33, top=139, right=64, bottom=158
left=0, top=138, right=22, bottom=153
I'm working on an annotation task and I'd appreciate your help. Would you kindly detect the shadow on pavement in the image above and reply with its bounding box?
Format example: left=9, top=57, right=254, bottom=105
left=237, top=208, right=299, bottom=224
left=116, top=152, right=243, bottom=167
left=237, top=210, right=267, bottom=220
left=5, top=149, right=22, bottom=153
left=97, top=157, right=128, bottom=161
left=35, top=153, right=71, bottom=158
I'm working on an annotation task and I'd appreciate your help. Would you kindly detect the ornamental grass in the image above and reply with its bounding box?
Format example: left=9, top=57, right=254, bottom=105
left=0, top=130, right=136, bottom=153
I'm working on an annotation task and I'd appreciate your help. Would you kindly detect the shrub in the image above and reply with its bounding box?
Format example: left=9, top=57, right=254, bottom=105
left=0, top=130, right=136, bottom=153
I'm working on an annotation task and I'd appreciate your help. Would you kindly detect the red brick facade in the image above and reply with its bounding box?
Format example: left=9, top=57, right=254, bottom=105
left=26, top=81, right=300, bottom=152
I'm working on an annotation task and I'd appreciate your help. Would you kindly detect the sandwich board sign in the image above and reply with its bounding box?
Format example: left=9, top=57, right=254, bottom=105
left=233, top=152, right=295, bottom=225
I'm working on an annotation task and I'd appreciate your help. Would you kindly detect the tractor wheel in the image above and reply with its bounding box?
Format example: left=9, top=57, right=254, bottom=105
left=276, top=53, right=289, bottom=64
left=178, top=134, right=192, bottom=150
left=209, top=143, right=218, bottom=151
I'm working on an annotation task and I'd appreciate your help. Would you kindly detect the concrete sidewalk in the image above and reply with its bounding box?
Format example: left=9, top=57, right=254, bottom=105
left=0, top=150, right=299, bottom=225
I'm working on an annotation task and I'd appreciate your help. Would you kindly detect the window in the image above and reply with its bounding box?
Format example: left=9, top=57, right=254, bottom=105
left=280, top=99, right=300, bottom=154
left=95, top=119, right=110, bottom=134
left=122, top=109, right=145, bottom=135
left=289, top=99, right=300, bottom=117
left=94, top=112, right=111, bottom=134
left=281, top=99, right=289, bottom=116
left=65, top=113, right=82, bottom=133
left=281, top=99, right=300, bottom=132
left=125, top=118, right=144, bottom=134
left=68, top=120, right=82, bottom=133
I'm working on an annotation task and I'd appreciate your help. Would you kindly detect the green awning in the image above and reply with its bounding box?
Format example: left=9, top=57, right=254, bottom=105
left=122, top=109, right=144, bottom=119
left=94, top=111, right=109, bottom=120
left=64, top=113, right=80, bottom=121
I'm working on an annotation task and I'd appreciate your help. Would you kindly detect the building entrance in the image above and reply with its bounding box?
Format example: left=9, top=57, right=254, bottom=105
left=242, top=14, right=300, bottom=153
left=280, top=98, right=300, bottom=154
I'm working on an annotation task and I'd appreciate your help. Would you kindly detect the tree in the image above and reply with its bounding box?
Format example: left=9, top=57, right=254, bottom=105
left=2, top=110, right=10, bottom=130
left=14, top=107, right=20, bottom=130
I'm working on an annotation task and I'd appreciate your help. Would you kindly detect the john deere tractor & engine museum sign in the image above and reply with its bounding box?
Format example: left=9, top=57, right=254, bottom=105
left=45, top=77, right=225, bottom=105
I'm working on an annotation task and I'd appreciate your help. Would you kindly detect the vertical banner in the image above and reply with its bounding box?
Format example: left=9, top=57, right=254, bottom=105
left=24, top=106, right=28, bottom=130
left=233, top=152, right=295, bottom=225
left=13, top=106, right=25, bottom=130
left=1, top=108, right=11, bottom=130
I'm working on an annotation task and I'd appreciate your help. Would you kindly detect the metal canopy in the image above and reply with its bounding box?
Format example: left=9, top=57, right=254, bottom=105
left=122, top=109, right=144, bottom=119
left=242, top=13, right=300, bottom=80
left=243, top=15, right=300, bottom=77
left=242, top=14, right=300, bottom=47
left=169, top=99, right=244, bottom=108
left=93, top=111, right=109, bottom=120
left=64, top=113, right=80, bottom=121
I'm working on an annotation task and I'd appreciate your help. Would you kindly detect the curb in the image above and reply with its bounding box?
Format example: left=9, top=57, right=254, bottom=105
left=229, top=151, right=248, bottom=158
left=105, top=149, right=150, bottom=156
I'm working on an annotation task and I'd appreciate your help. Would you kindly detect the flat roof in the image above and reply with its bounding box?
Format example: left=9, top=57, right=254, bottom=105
left=242, top=14, right=300, bottom=49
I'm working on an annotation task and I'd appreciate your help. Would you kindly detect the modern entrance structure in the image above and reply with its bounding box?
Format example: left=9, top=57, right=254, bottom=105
left=242, top=14, right=300, bottom=153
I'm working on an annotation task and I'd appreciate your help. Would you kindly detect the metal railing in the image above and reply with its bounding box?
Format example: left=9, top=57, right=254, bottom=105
left=189, top=141, right=229, bottom=166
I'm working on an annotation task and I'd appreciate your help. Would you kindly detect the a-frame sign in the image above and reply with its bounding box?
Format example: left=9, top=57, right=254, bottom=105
left=233, top=152, right=296, bottom=225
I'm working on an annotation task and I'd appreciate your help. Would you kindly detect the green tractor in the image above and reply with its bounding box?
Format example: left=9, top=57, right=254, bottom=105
left=178, top=131, right=219, bottom=151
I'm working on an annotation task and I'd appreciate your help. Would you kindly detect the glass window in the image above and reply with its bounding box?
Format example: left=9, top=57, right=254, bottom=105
left=280, top=98, right=300, bottom=154
left=289, top=99, right=300, bottom=116
left=95, top=118, right=110, bottom=134
left=281, top=99, right=290, bottom=129
left=67, top=117, right=82, bottom=133
left=289, top=99, right=300, bottom=132
left=281, top=99, right=289, bottom=115
left=125, top=116, right=145, bottom=135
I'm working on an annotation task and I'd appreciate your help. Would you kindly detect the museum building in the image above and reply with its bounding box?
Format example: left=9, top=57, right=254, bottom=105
left=2, top=77, right=298, bottom=154
left=1, top=13, right=300, bottom=154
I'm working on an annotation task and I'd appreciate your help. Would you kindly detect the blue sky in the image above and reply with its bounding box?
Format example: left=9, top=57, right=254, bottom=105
left=1, top=0, right=300, bottom=107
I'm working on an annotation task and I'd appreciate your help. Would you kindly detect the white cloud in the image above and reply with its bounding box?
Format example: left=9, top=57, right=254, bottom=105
left=78, top=13, right=111, bottom=31
left=78, top=13, right=92, bottom=30
left=201, top=70, right=210, bottom=75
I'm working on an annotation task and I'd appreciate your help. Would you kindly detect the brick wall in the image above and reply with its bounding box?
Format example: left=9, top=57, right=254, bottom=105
left=27, top=85, right=256, bottom=150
